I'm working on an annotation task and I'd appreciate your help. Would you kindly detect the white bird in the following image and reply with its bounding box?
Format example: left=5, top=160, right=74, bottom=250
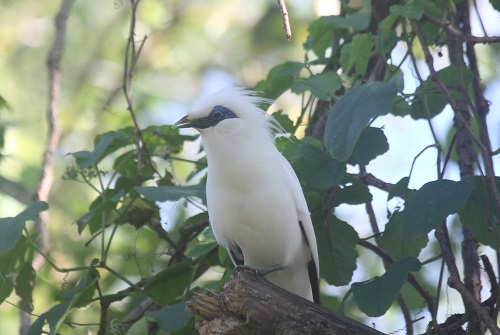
left=174, top=87, right=320, bottom=303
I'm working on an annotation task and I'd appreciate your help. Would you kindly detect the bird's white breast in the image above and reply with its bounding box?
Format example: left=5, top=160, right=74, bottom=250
left=206, top=143, right=304, bottom=268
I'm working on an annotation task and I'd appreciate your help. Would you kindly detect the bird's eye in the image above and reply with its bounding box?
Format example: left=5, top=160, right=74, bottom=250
left=212, top=111, right=223, bottom=120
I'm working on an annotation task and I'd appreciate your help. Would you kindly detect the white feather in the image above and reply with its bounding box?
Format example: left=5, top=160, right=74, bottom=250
left=181, top=87, right=319, bottom=302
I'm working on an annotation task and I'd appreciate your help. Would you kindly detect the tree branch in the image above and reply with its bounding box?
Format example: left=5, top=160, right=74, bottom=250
left=435, top=224, right=500, bottom=334
left=422, top=13, right=500, bottom=45
left=186, top=268, right=386, bottom=335
left=20, top=1, right=74, bottom=335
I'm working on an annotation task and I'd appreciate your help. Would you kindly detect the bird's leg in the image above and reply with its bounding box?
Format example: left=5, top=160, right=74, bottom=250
left=234, top=264, right=287, bottom=277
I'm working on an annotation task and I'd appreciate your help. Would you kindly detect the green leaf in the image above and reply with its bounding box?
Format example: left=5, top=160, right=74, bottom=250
left=46, top=300, right=72, bottom=335
left=348, top=127, right=389, bottom=165
left=26, top=313, right=46, bottom=335
left=27, top=300, right=73, bottom=335
left=17, top=201, right=49, bottom=222
left=142, top=125, right=197, bottom=156
left=304, top=14, right=369, bottom=56
left=136, top=184, right=206, bottom=202
left=113, top=150, right=156, bottom=181
left=390, top=3, right=425, bottom=19
left=378, top=14, right=400, bottom=56
left=0, top=275, right=14, bottom=305
left=381, top=211, right=428, bottom=260
left=297, top=143, right=346, bottom=189
left=411, top=65, right=473, bottom=120
left=15, top=263, right=35, bottom=312
left=255, top=62, right=304, bottom=100
left=317, top=215, right=359, bottom=286
left=352, top=257, right=421, bottom=317
left=58, top=265, right=100, bottom=308
left=387, top=177, right=413, bottom=201
left=146, top=302, right=193, bottom=332
left=76, top=189, right=124, bottom=234
left=391, top=96, right=412, bottom=117
left=0, top=218, right=23, bottom=255
left=125, top=317, right=148, bottom=335
left=324, top=82, right=398, bottom=162
left=70, top=128, right=133, bottom=167
left=0, top=202, right=48, bottom=254
left=144, top=260, right=194, bottom=305
left=291, top=72, right=342, bottom=101
left=334, top=177, right=373, bottom=206
left=0, top=235, right=29, bottom=274
left=272, top=112, right=295, bottom=134
left=185, top=227, right=218, bottom=258
left=490, top=0, right=500, bottom=11
left=402, top=179, right=472, bottom=242
left=459, top=177, right=500, bottom=251
left=340, top=34, right=377, bottom=76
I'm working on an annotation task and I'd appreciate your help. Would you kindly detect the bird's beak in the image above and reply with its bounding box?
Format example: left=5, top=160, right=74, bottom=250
left=173, top=115, right=193, bottom=129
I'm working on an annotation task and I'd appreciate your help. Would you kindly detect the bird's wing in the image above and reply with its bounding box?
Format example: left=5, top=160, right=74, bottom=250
left=279, top=155, right=320, bottom=278
left=227, top=241, right=244, bottom=266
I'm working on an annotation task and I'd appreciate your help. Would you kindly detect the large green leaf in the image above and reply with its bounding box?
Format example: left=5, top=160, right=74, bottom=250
left=459, top=176, right=500, bottom=251
left=0, top=275, right=14, bottom=305
left=144, top=260, right=194, bottom=305
left=142, top=125, right=197, bottom=156
left=352, top=257, right=421, bottom=317
left=333, top=177, right=373, bottom=206
left=58, top=264, right=100, bottom=308
left=304, top=14, right=369, bottom=57
left=390, top=3, right=425, bottom=19
left=135, top=184, right=206, bottom=202
left=297, top=143, right=346, bottom=189
left=146, top=302, right=193, bottom=332
left=125, top=317, right=148, bottom=335
left=15, top=263, right=35, bottom=312
left=70, top=129, right=133, bottom=167
left=185, top=227, right=218, bottom=258
left=291, top=71, right=342, bottom=101
left=490, top=0, right=500, bottom=11
left=0, top=235, right=29, bottom=274
left=381, top=211, right=428, bottom=260
left=76, top=189, right=124, bottom=234
left=27, top=300, right=72, bottom=335
left=402, top=179, right=472, bottom=242
left=317, top=215, right=359, bottom=286
left=411, top=65, right=472, bottom=120
left=255, top=62, right=304, bottom=100
left=348, top=127, right=389, bottom=166
left=324, top=82, right=397, bottom=162
left=340, top=33, right=377, bottom=76
left=0, top=202, right=48, bottom=255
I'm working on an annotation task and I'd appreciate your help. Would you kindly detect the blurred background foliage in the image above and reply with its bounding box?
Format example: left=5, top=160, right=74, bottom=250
left=1, top=0, right=500, bottom=334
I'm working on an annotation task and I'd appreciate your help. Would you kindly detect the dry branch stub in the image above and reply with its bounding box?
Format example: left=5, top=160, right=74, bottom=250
left=186, top=268, right=386, bottom=335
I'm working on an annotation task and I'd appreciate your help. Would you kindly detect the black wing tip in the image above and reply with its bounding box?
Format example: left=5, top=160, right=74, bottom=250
left=308, top=259, right=321, bottom=304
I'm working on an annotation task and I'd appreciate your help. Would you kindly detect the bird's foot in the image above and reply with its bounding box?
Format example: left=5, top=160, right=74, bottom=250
left=234, top=264, right=286, bottom=277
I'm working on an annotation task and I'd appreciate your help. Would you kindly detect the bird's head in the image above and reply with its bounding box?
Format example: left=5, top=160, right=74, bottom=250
left=173, top=88, right=281, bottom=141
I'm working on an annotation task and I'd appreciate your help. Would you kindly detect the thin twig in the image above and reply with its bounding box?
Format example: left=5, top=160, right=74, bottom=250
left=422, top=13, right=500, bottom=44
left=349, top=172, right=393, bottom=193
left=277, top=0, right=292, bottom=40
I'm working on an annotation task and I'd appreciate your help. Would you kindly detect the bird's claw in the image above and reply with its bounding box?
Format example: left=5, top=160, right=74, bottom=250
left=234, top=264, right=286, bottom=277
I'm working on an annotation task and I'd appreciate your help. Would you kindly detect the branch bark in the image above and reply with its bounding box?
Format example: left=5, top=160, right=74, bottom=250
left=20, top=1, right=74, bottom=335
left=186, top=268, right=386, bottom=335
